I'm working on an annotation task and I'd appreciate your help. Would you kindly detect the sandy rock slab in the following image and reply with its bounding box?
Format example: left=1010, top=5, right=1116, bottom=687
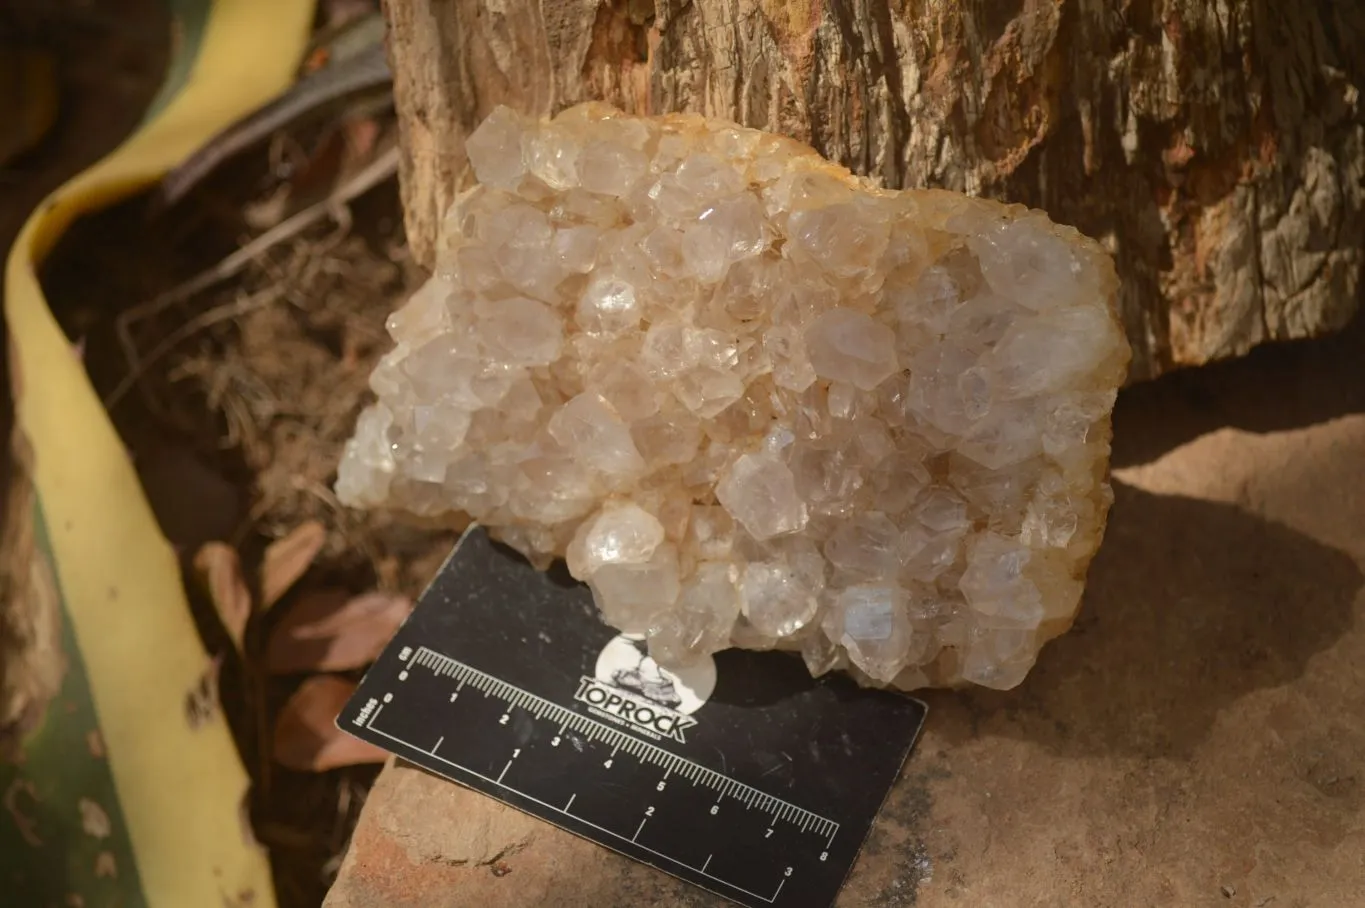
left=327, top=323, right=1365, bottom=908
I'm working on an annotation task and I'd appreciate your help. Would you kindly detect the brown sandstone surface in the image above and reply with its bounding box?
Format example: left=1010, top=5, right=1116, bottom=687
left=325, top=319, right=1365, bottom=906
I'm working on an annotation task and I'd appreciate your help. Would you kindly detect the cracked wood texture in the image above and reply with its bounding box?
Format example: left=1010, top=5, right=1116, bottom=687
left=381, top=0, right=1364, bottom=381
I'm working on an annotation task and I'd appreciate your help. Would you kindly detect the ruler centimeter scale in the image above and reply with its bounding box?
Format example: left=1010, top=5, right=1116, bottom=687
left=399, top=646, right=839, bottom=836
left=340, top=526, right=927, bottom=908
left=355, top=644, right=838, bottom=903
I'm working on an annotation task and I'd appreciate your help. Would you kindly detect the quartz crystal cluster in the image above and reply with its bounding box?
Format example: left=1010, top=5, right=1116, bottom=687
left=336, top=103, right=1130, bottom=691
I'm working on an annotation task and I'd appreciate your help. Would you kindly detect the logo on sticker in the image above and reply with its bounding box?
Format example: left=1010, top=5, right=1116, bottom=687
left=573, top=635, right=716, bottom=744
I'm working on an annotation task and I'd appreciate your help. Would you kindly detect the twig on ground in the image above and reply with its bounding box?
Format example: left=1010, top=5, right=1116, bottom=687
left=105, top=287, right=285, bottom=409
left=109, top=145, right=401, bottom=409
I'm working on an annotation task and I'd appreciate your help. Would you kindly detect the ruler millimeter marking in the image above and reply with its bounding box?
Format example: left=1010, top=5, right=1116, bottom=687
left=360, top=675, right=790, bottom=904
left=404, top=644, right=838, bottom=839
left=341, top=526, right=927, bottom=908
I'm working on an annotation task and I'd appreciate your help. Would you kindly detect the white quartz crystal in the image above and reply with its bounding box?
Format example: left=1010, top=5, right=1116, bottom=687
left=336, top=103, right=1131, bottom=690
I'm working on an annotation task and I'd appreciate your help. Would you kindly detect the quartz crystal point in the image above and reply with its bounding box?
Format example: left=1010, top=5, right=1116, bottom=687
left=336, top=103, right=1131, bottom=691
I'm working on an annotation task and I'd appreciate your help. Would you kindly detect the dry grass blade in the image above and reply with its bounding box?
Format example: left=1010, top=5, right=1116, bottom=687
left=192, top=542, right=254, bottom=655
left=105, top=285, right=284, bottom=409
left=261, top=520, right=327, bottom=609
left=273, top=675, right=388, bottom=771
left=107, top=143, right=401, bottom=409
left=266, top=589, right=411, bottom=674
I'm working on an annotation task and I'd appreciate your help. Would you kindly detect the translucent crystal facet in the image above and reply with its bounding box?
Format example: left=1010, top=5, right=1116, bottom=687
left=337, top=103, right=1131, bottom=691
left=714, top=453, right=808, bottom=541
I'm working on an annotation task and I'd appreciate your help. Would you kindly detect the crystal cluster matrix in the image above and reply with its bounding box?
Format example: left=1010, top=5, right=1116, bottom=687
left=337, top=103, right=1131, bottom=690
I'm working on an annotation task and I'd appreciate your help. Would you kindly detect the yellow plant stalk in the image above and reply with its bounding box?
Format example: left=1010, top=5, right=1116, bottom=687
left=3, top=1, right=315, bottom=905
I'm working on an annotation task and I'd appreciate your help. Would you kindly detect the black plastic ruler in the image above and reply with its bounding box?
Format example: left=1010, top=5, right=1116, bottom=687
left=339, top=526, right=927, bottom=908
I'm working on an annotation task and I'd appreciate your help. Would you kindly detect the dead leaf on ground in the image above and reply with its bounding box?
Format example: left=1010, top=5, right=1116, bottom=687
left=244, top=126, right=347, bottom=230
left=273, top=675, right=388, bottom=771
left=193, top=542, right=252, bottom=654
left=261, top=520, right=327, bottom=610
left=266, top=589, right=410, bottom=674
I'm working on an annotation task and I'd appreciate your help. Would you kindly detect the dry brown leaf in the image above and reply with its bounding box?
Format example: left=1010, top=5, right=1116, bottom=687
left=266, top=589, right=411, bottom=674
left=193, top=542, right=252, bottom=654
left=261, top=521, right=327, bottom=610
left=273, top=675, right=388, bottom=771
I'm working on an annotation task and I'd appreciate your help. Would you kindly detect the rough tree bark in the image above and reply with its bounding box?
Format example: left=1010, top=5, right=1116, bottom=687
left=380, top=0, right=1364, bottom=381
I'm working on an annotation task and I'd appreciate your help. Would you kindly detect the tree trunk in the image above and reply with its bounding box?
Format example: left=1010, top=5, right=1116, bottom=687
left=379, top=0, right=1363, bottom=382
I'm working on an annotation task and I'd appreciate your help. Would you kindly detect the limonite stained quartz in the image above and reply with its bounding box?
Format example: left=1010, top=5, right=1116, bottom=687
left=336, top=103, right=1131, bottom=691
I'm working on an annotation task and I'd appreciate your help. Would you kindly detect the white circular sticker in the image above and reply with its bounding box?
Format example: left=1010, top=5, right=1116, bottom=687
left=593, top=634, right=716, bottom=715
